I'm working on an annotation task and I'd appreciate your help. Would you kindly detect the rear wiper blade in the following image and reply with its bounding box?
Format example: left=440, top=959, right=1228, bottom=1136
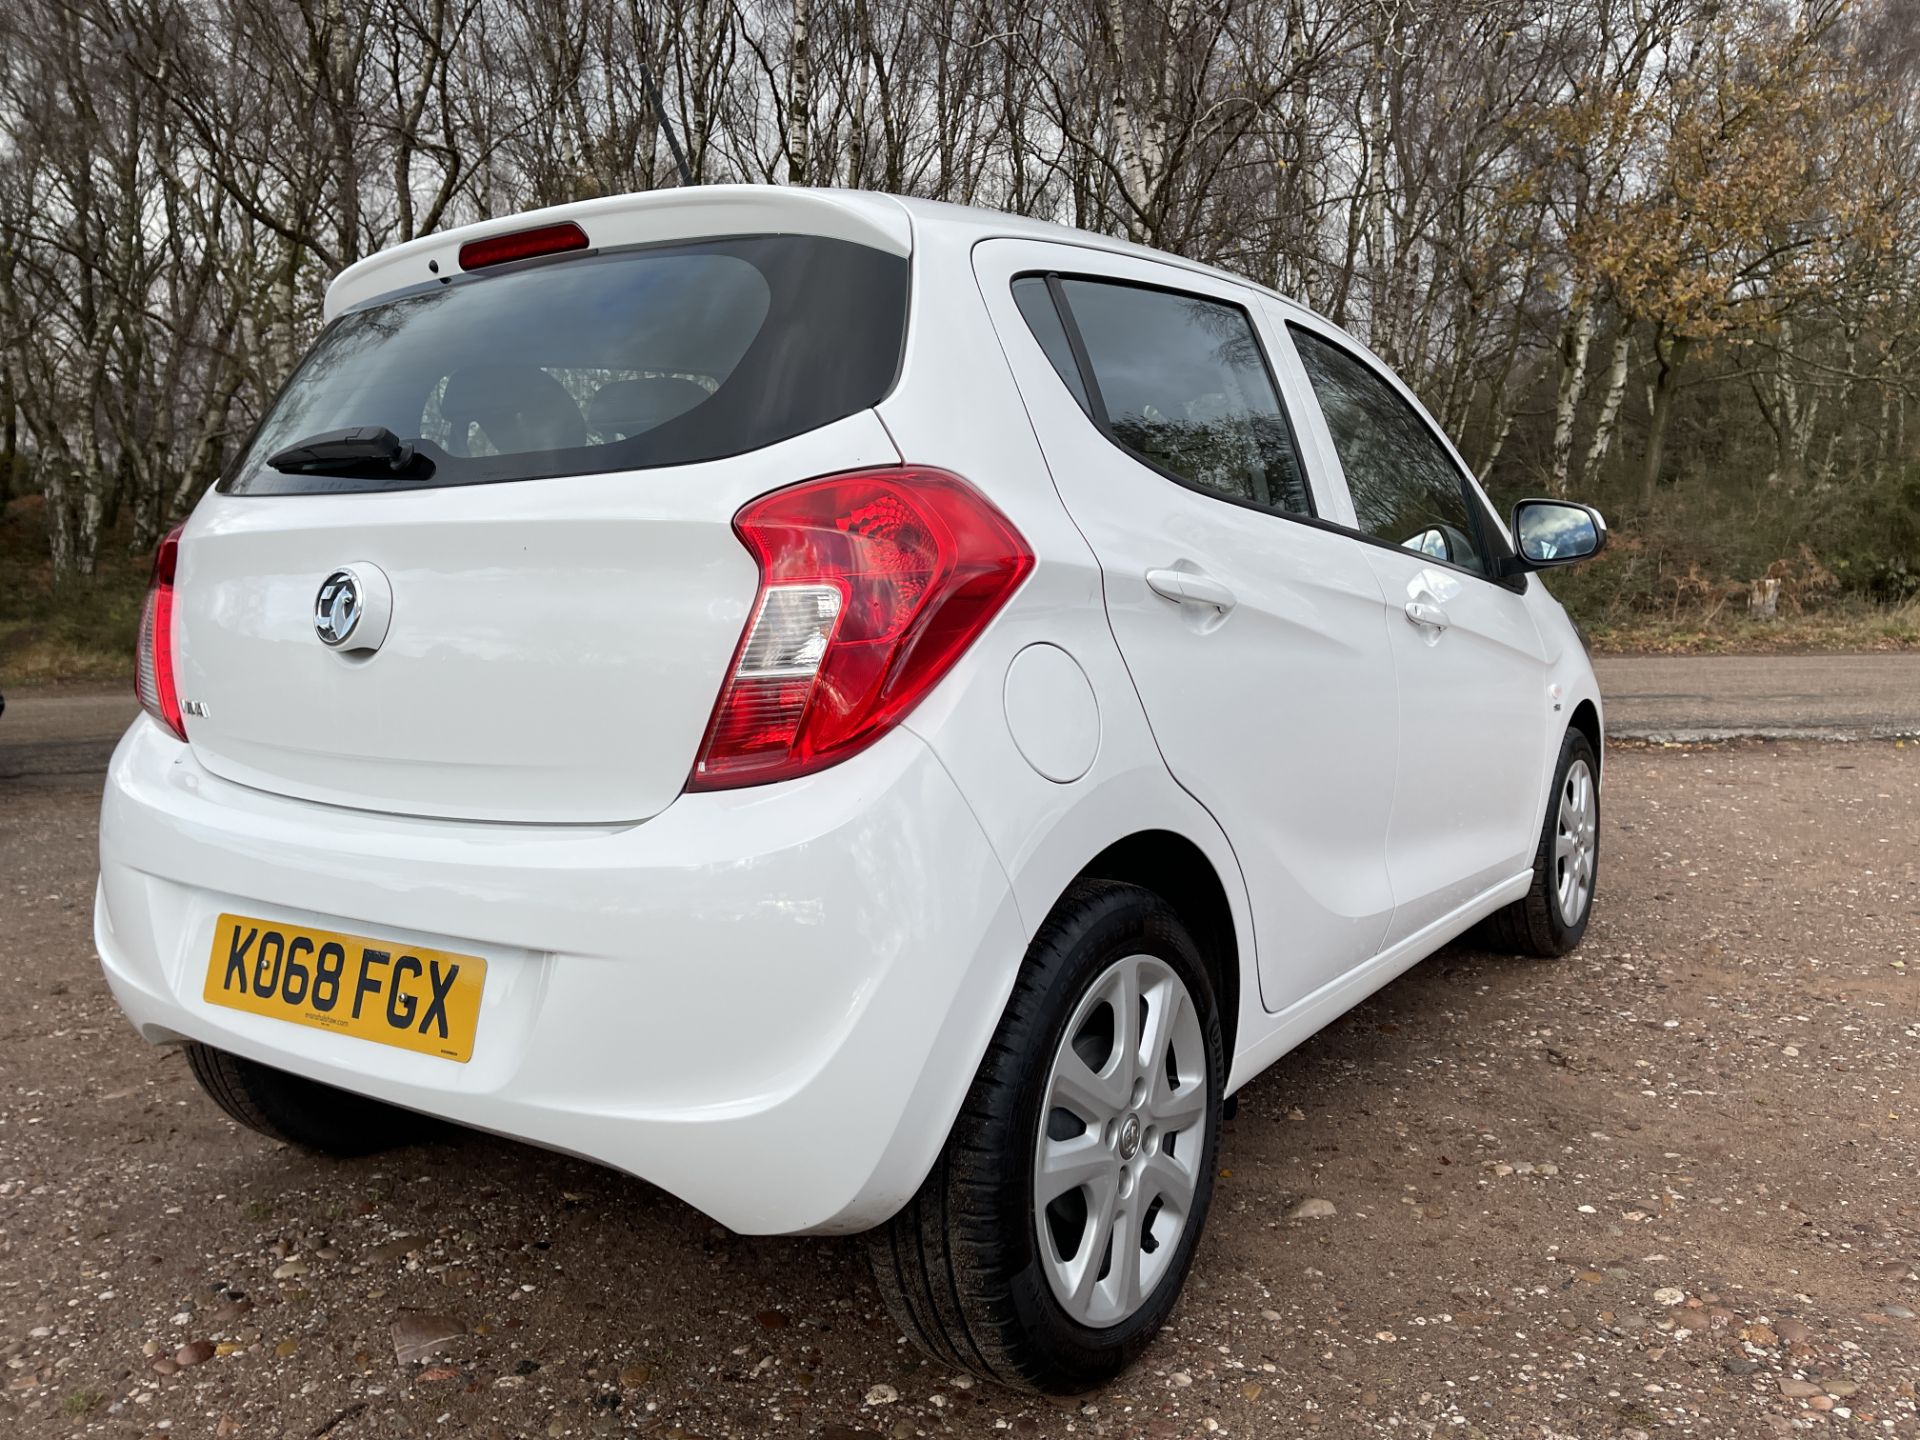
left=267, top=426, right=434, bottom=478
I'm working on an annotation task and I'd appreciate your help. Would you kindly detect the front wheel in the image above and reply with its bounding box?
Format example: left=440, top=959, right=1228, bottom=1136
left=868, top=881, right=1224, bottom=1393
left=1476, top=728, right=1600, bottom=957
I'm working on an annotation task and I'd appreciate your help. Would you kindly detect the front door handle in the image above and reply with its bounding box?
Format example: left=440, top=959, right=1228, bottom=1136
left=1146, top=568, right=1237, bottom=613
left=1404, top=598, right=1450, bottom=632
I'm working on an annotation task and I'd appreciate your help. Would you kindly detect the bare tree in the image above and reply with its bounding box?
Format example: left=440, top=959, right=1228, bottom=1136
left=1, top=0, right=1916, bottom=582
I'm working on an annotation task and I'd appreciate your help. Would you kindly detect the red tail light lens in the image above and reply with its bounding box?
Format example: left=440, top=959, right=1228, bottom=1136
left=135, top=523, right=187, bottom=741
left=690, top=468, right=1034, bottom=790
left=458, top=221, right=589, bottom=271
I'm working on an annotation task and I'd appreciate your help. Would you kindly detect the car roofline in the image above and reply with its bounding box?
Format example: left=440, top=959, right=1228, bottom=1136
left=325, top=183, right=1332, bottom=337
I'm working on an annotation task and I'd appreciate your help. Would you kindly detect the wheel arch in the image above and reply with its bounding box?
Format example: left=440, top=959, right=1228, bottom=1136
left=1069, top=829, right=1242, bottom=1063
left=1569, top=697, right=1602, bottom=779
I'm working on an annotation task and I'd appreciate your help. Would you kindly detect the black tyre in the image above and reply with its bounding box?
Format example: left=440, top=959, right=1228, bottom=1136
left=1475, top=727, right=1600, bottom=957
left=185, top=1042, right=432, bottom=1156
left=868, top=880, right=1224, bottom=1393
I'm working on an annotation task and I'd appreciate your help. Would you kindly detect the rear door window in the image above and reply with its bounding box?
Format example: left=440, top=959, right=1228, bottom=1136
left=1044, top=278, right=1312, bottom=518
left=227, top=235, right=908, bottom=494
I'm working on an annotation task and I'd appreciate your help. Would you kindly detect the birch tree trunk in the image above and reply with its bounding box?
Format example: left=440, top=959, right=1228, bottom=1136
left=1549, top=294, right=1595, bottom=496
left=1101, top=0, right=1152, bottom=240
left=1581, top=326, right=1633, bottom=488
left=787, top=0, right=813, bottom=184
left=1362, top=11, right=1390, bottom=351
left=1772, top=318, right=1809, bottom=485
left=847, top=0, right=870, bottom=186
left=1874, top=379, right=1894, bottom=484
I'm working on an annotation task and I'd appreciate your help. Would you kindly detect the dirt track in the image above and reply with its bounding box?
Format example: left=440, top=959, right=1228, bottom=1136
left=1, top=690, right=1917, bottom=1439
left=1593, top=653, right=1920, bottom=740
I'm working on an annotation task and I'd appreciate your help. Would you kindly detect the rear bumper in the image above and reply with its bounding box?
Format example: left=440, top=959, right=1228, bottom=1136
left=96, top=717, right=1025, bottom=1234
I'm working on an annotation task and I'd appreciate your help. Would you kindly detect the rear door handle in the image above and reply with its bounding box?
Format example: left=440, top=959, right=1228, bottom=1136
left=1404, top=598, right=1450, bottom=632
left=1146, top=568, right=1237, bottom=612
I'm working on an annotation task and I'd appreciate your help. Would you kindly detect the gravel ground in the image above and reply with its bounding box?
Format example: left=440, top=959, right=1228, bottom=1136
left=1, top=711, right=1916, bottom=1438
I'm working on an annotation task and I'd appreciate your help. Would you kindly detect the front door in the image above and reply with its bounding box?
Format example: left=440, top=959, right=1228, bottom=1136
left=1283, top=319, right=1549, bottom=942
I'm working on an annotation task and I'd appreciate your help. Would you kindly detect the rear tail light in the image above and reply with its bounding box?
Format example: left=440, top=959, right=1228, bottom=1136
left=136, top=523, right=188, bottom=741
left=690, top=467, right=1034, bottom=790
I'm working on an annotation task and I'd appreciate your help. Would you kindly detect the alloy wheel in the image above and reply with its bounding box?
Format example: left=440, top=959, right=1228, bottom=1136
left=1033, top=953, right=1209, bottom=1329
left=1554, top=757, right=1597, bottom=926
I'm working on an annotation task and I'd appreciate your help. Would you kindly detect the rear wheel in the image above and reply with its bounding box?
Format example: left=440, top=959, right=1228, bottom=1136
left=1476, top=728, right=1600, bottom=957
left=185, top=1043, right=431, bottom=1156
left=868, top=881, right=1223, bottom=1393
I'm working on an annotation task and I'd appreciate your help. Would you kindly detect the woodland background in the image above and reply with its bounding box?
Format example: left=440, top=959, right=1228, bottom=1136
left=4, top=0, right=1920, bottom=676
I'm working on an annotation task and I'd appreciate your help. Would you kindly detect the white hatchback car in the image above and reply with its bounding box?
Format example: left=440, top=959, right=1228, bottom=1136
left=99, top=186, right=1606, bottom=1391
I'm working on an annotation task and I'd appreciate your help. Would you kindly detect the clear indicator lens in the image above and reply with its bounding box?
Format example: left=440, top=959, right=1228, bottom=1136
left=135, top=590, right=161, bottom=714
left=696, top=586, right=843, bottom=779
left=736, top=585, right=842, bottom=678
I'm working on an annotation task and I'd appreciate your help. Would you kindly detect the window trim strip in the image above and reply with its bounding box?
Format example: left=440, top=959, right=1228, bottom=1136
left=1041, top=274, right=1112, bottom=431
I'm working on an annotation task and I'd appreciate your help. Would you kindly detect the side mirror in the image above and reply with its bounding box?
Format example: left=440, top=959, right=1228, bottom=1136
left=1505, top=499, right=1607, bottom=573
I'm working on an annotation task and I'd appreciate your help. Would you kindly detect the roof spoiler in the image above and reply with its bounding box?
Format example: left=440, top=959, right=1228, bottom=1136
left=324, top=186, right=912, bottom=320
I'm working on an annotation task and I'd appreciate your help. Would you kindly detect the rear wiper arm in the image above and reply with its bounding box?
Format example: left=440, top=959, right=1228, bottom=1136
left=267, top=426, right=434, bottom=478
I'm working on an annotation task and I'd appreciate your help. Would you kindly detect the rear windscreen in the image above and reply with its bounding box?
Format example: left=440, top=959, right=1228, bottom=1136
left=224, top=235, right=910, bottom=494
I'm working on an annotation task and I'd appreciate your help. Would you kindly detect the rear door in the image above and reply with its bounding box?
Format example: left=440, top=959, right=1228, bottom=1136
left=173, top=233, right=908, bottom=824
left=1282, top=318, right=1549, bottom=941
left=975, top=240, right=1398, bottom=1014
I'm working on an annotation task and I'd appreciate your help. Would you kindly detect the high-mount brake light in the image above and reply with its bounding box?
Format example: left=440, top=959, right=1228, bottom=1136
left=690, top=468, right=1034, bottom=790
left=135, top=523, right=187, bottom=741
left=457, top=221, right=590, bottom=271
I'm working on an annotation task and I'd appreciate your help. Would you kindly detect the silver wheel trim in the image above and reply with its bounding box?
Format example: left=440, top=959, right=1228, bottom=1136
left=1554, top=757, right=1597, bottom=926
left=1033, top=952, right=1208, bottom=1330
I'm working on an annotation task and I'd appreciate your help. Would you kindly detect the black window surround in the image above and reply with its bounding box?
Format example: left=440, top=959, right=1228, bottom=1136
left=1012, top=270, right=1318, bottom=524
left=1013, top=270, right=1524, bottom=593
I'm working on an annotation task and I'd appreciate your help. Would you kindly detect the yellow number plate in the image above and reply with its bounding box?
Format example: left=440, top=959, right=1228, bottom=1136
left=204, top=913, right=486, bottom=1063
